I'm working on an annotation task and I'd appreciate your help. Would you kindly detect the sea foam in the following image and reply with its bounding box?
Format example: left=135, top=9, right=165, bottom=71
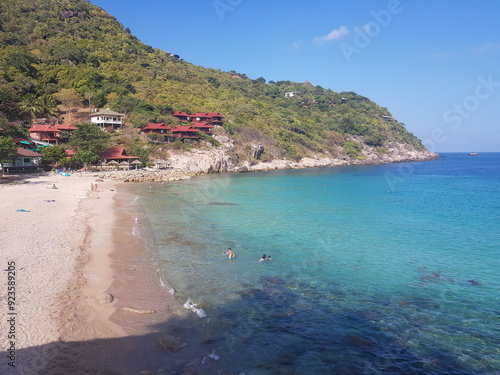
left=183, top=298, right=207, bottom=318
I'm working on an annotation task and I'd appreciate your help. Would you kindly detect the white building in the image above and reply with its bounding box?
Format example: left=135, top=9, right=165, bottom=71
left=89, top=108, right=124, bottom=130
left=1, top=148, right=42, bottom=173
left=285, top=91, right=302, bottom=98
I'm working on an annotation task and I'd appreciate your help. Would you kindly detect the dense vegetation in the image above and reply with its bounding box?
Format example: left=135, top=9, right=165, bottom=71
left=0, top=0, right=425, bottom=162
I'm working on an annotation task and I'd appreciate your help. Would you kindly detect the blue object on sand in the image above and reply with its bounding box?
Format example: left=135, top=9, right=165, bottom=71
left=16, top=209, right=30, bottom=212
left=58, top=172, right=70, bottom=176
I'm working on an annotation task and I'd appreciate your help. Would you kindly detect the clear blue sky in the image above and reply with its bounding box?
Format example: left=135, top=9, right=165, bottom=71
left=92, top=0, right=500, bottom=152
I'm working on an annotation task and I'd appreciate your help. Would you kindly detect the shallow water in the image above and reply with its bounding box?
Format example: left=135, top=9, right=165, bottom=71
left=133, top=153, right=500, bottom=374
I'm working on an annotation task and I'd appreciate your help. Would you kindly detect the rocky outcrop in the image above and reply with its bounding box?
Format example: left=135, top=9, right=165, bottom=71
left=84, top=139, right=437, bottom=183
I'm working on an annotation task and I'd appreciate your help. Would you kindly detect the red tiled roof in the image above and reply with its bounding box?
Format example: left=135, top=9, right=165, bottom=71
left=55, top=124, right=78, bottom=131
left=28, top=124, right=57, bottom=132
left=207, top=113, right=224, bottom=118
left=28, top=124, right=77, bottom=132
left=143, top=123, right=172, bottom=130
left=13, top=138, right=32, bottom=144
left=191, top=122, right=214, bottom=129
left=65, top=149, right=77, bottom=157
left=99, top=147, right=139, bottom=160
left=16, top=148, right=42, bottom=157
left=171, top=126, right=200, bottom=133
left=172, top=111, right=190, bottom=117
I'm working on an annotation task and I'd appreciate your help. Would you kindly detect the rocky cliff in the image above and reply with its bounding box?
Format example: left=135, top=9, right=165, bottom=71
left=99, top=133, right=437, bottom=183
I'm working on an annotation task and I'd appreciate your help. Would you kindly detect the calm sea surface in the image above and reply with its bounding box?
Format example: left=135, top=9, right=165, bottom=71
left=131, top=153, right=500, bottom=374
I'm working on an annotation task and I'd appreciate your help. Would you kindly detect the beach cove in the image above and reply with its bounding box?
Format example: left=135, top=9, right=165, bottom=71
left=1, top=153, right=499, bottom=375
left=0, top=172, right=206, bottom=375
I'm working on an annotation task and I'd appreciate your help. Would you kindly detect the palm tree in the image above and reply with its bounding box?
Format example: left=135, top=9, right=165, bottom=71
left=19, top=93, right=43, bottom=118
left=37, top=95, right=59, bottom=118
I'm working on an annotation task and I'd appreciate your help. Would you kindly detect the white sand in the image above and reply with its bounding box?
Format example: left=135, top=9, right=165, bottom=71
left=0, top=172, right=122, bottom=373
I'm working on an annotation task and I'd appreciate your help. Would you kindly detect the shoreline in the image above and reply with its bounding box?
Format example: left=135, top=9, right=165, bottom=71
left=0, top=152, right=438, bottom=373
left=0, top=173, right=188, bottom=374
left=67, top=148, right=439, bottom=184
left=0, top=171, right=219, bottom=374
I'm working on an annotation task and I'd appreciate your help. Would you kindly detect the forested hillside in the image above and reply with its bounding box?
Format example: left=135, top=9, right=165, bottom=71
left=0, top=0, right=426, bottom=161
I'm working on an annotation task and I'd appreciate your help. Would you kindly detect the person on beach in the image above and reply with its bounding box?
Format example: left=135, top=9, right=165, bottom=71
left=51, top=184, right=57, bottom=189
left=227, top=248, right=235, bottom=260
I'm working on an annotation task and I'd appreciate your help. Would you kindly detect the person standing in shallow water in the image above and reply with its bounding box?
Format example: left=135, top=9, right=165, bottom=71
left=227, top=248, right=235, bottom=260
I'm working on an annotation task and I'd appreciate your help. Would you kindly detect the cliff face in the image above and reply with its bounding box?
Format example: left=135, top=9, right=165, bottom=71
left=103, top=132, right=437, bottom=182
left=163, top=141, right=437, bottom=175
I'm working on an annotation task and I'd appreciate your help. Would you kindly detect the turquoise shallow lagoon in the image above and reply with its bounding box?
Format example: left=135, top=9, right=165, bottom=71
left=132, top=153, right=500, bottom=374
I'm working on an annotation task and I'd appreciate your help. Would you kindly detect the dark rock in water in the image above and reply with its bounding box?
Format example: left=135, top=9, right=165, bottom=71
left=207, top=202, right=239, bottom=206
left=236, top=166, right=248, bottom=173
left=261, top=276, right=287, bottom=285
left=359, top=309, right=385, bottom=321
left=155, top=334, right=185, bottom=352
left=467, top=279, right=482, bottom=286
left=346, top=334, right=376, bottom=348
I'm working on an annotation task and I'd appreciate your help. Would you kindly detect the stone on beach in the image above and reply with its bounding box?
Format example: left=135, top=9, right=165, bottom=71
left=95, top=291, right=114, bottom=304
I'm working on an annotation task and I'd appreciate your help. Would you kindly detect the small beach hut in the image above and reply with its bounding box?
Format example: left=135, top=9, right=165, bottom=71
left=119, top=160, right=130, bottom=170
left=107, top=160, right=118, bottom=169
left=131, top=160, right=143, bottom=169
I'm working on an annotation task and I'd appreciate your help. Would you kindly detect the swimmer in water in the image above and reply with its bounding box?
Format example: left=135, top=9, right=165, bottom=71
left=260, top=254, right=272, bottom=261
left=227, top=248, right=235, bottom=260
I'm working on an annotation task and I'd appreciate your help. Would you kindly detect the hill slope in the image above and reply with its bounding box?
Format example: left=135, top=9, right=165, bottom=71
left=0, top=0, right=434, bottom=166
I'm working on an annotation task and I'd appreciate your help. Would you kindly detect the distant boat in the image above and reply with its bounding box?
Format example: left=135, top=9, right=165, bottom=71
left=468, top=153, right=479, bottom=156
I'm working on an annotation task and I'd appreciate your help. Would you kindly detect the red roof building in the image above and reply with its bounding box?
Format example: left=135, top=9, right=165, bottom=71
left=99, top=147, right=140, bottom=162
left=171, top=111, right=191, bottom=121
left=191, top=122, right=214, bottom=135
left=171, top=111, right=224, bottom=125
left=171, top=126, right=200, bottom=139
left=65, top=149, right=77, bottom=158
left=28, top=124, right=77, bottom=144
left=142, top=123, right=173, bottom=134
left=207, top=112, right=224, bottom=125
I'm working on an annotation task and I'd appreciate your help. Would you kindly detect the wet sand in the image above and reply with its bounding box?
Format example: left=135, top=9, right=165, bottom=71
left=0, top=174, right=208, bottom=375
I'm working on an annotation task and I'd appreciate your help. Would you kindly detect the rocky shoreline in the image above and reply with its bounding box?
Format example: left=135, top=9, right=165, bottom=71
left=88, top=141, right=438, bottom=183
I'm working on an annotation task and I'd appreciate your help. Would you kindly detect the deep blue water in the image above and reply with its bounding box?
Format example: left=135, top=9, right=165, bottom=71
left=132, top=153, right=500, bottom=374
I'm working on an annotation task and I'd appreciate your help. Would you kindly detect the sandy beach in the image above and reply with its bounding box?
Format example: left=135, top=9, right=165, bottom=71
left=0, top=173, right=196, bottom=375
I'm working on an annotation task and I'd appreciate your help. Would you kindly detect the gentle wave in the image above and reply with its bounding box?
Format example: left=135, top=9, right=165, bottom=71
left=183, top=298, right=207, bottom=318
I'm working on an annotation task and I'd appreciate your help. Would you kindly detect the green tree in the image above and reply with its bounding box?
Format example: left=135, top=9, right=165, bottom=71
left=19, top=93, right=43, bottom=118
left=70, top=150, right=99, bottom=169
left=37, top=95, right=59, bottom=118
left=0, top=136, right=17, bottom=174
left=69, top=123, right=110, bottom=154
left=40, top=145, right=67, bottom=167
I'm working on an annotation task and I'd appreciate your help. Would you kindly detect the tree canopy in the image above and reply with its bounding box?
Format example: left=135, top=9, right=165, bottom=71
left=0, top=136, right=17, bottom=172
left=69, top=123, right=110, bottom=154
left=0, top=0, right=426, bottom=161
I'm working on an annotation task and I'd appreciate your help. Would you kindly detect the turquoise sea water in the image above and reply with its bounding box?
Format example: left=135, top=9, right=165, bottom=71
left=132, top=153, right=500, bottom=374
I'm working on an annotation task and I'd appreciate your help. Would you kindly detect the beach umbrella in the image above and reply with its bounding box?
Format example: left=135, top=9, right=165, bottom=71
left=119, top=160, right=130, bottom=170
left=131, top=159, right=142, bottom=170
left=107, top=160, right=118, bottom=165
